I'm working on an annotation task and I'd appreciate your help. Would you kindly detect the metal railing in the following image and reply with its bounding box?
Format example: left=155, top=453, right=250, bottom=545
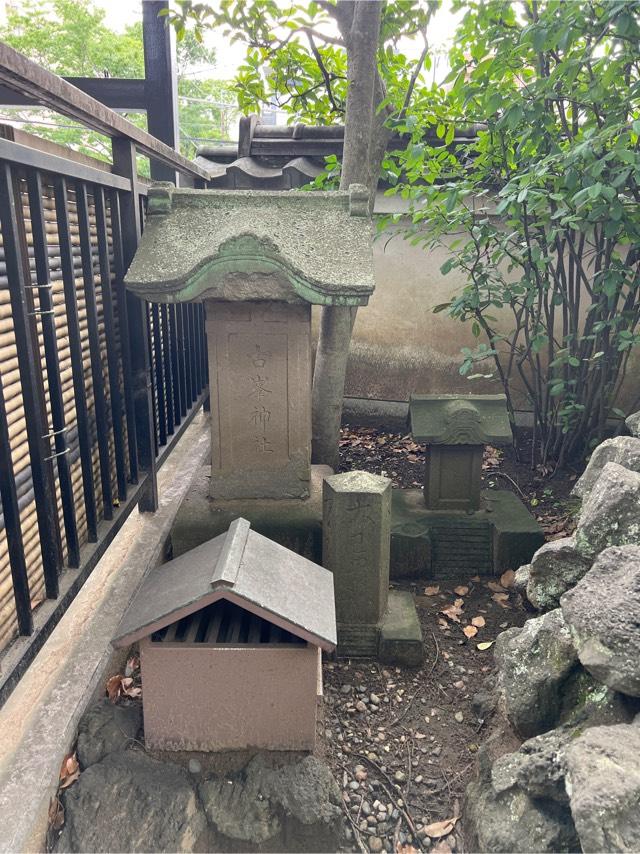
left=0, top=43, right=210, bottom=706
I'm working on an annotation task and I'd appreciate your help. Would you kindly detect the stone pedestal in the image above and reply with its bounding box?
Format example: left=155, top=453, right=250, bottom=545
left=205, top=300, right=312, bottom=500
left=424, top=445, right=483, bottom=511
left=323, top=471, right=391, bottom=656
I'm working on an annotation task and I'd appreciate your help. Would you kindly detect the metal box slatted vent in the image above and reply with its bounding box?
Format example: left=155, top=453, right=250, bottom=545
left=151, top=599, right=305, bottom=646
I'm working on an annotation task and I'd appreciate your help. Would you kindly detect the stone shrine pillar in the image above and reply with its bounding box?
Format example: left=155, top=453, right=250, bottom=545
left=323, top=471, right=391, bottom=657
left=409, top=394, right=512, bottom=512
left=206, top=300, right=311, bottom=499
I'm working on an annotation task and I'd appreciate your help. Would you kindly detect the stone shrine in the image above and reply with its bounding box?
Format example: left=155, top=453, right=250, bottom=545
left=390, top=394, right=544, bottom=578
left=125, top=184, right=375, bottom=552
left=323, top=471, right=423, bottom=664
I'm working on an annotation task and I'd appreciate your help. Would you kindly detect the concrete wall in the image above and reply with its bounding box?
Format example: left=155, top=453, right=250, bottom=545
left=331, top=201, right=638, bottom=414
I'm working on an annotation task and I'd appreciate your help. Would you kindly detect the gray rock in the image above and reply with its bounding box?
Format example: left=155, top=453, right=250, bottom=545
left=56, top=751, right=206, bottom=853
left=513, top=563, right=531, bottom=594
left=565, top=724, right=640, bottom=852
left=574, top=463, right=640, bottom=559
left=573, top=436, right=640, bottom=502
left=465, top=734, right=579, bottom=853
left=525, top=538, right=592, bottom=612
left=198, top=753, right=341, bottom=852
left=626, top=411, right=640, bottom=438
left=561, top=545, right=640, bottom=696
left=494, top=609, right=578, bottom=737
left=75, top=699, right=142, bottom=770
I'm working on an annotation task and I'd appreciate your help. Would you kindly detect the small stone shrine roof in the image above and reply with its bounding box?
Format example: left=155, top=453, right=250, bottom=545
left=410, top=394, right=512, bottom=445
left=113, top=518, right=337, bottom=650
left=124, top=184, right=374, bottom=306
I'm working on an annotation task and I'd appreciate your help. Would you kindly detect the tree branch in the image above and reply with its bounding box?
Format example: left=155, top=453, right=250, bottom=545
left=304, top=31, right=343, bottom=114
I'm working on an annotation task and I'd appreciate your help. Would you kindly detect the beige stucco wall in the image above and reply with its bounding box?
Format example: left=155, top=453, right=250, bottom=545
left=331, top=202, right=638, bottom=413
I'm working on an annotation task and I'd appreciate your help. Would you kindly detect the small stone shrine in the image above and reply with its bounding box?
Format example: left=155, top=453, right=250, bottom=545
left=390, top=394, right=544, bottom=578
left=113, top=518, right=336, bottom=752
left=125, top=184, right=374, bottom=556
left=323, top=471, right=423, bottom=664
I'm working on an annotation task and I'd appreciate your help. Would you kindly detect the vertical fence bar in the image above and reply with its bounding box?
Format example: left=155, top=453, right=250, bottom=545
left=151, top=302, right=167, bottom=446
left=160, top=304, right=174, bottom=436
left=177, top=304, right=188, bottom=418
left=112, top=138, right=158, bottom=511
left=26, top=170, right=80, bottom=568
left=189, top=303, right=199, bottom=400
left=94, top=186, right=127, bottom=502
left=75, top=182, right=113, bottom=521
left=168, top=304, right=182, bottom=427
left=193, top=302, right=202, bottom=394
left=108, top=189, right=138, bottom=485
left=0, top=371, right=33, bottom=635
left=183, top=303, right=194, bottom=406
left=0, top=162, right=60, bottom=597
left=53, top=175, right=98, bottom=542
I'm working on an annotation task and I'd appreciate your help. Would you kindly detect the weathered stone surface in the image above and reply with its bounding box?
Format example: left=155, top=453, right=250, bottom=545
left=626, top=411, right=640, bottom=437
left=323, top=470, right=391, bottom=656
left=513, top=563, right=531, bottom=593
left=198, top=753, right=341, bottom=852
left=124, top=186, right=375, bottom=305
left=574, top=463, right=640, bottom=559
left=525, top=537, right=592, bottom=612
left=560, top=669, right=640, bottom=730
left=75, top=699, right=142, bottom=770
left=409, top=394, right=512, bottom=445
left=465, top=730, right=579, bottom=853
left=573, top=436, right=640, bottom=502
left=378, top=589, right=424, bottom=666
left=565, top=724, right=640, bottom=853
left=494, top=609, right=578, bottom=737
left=561, top=545, right=640, bottom=697
left=206, top=301, right=312, bottom=500
left=56, top=751, right=206, bottom=853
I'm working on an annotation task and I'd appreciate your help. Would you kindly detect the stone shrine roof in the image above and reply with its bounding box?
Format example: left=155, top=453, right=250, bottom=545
left=124, top=184, right=375, bottom=306
left=410, top=394, right=512, bottom=445
left=113, top=518, right=337, bottom=650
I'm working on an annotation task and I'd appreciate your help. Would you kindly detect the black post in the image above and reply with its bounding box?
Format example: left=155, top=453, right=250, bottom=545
left=143, top=0, right=180, bottom=184
left=112, top=138, right=158, bottom=512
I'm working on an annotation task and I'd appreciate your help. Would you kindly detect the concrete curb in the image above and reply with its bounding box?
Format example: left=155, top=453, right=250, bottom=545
left=0, top=413, right=210, bottom=853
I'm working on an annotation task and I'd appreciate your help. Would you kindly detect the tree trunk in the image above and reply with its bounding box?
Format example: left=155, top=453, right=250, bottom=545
left=311, top=0, right=383, bottom=467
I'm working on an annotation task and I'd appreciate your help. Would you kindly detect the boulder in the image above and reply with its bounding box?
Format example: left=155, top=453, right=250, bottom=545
left=561, top=545, right=640, bottom=697
left=565, top=724, right=640, bottom=853
left=75, top=699, right=142, bottom=770
left=626, top=411, right=640, bottom=438
left=198, top=753, right=342, bottom=852
left=56, top=751, right=207, bottom=853
left=525, top=538, right=592, bottom=612
left=573, top=436, right=640, bottom=502
left=513, top=563, right=531, bottom=594
left=494, top=609, right=578, bottom=738
left=465, top=730, right=579, bottom=853
left=574, top=463, right=640, bottom=559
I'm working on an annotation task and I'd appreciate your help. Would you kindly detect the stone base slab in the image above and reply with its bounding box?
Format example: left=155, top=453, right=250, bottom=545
left=338, top=590, right=424, bottom=666
left=170, top=464, right=332, bottom=561
left=391, top=488, right=544, bottom=578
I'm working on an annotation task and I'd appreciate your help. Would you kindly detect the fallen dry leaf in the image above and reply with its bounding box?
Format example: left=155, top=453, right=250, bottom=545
left=487, top=580, right=506, bottom=593
left=48, top=796, right=65, bottom=833
left=441, top=599, right=464, bottom=623
left=463, top=625, right=478, bottom=638
left=492, top=592, right=511, bottom=608
left=106, top=674, right=123, bottom=702
left=396, top=845, right=419, bottom=854
left=453, top=585, right=469, bottom=596
left=471, top=616, right=486, bottom=628
left=424, top=585, right=440, bottom=596
left=477, top=641, right=494, bottom=651
left=425, top=816, right=458, bottom=839
left=432, top=842, right=453, bottom=854
left=500, top=569, right=516, bottom=588
left=59, top=753, right=80, bottom=790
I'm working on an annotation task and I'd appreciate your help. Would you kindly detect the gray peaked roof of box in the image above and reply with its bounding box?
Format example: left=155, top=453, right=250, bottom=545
left=410, top=394, right=512, bottom=445
left=113, top=518, right=337, bottom=650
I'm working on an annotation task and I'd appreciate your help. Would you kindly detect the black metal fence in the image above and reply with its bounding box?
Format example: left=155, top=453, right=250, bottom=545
left=0, top=44, right=210, bottom=706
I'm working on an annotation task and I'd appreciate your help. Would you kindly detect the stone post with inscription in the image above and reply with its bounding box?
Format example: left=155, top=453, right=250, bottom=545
left=323, top=471, right=392, bottom=657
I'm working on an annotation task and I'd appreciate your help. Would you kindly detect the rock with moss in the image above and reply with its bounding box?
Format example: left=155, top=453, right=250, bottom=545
left=494, top=609, right=578, bottom=738
left=561, top=545, right=640, bottom=697
left=573, top=463, right=640, bottom=559
left=626, top=411, right=640, bottom=438
left=573, top=436, right=640, bottom=502
left=565, top=723, right=640, bottom=852
left=524, top=538, right=592, bottom=612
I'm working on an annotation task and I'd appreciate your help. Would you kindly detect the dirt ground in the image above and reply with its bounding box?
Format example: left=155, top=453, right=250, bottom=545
left=319, top=426, right=584, bottom=853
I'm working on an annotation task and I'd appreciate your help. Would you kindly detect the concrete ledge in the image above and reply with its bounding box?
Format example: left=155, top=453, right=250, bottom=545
left=379, top=590, right=424, bottom=666
left=0, top=413, right=211, bottom=854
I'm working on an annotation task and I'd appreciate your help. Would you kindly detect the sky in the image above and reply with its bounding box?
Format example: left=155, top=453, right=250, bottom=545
left=99, top=0, right=463, bottom=80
